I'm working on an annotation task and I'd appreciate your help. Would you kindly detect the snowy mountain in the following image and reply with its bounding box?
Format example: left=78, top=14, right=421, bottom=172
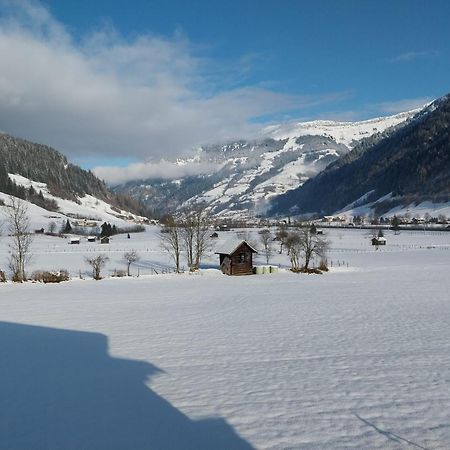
left=114, top=108, right=422, bottom=219
left=270, top=94, right=450, bottom=217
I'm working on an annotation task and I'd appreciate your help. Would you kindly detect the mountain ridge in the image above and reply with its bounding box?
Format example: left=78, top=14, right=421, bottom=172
left=114, top=108, right=421, bottom=219
left=269, top=94, right=450, bottom=217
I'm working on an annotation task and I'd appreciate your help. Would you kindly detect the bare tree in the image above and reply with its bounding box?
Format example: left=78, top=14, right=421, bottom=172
left=123, top=250, right=140, bottom=276
left=275, top=225, right=288, bottom=254
left=284, top=227, right=329, bottom=272
left=160, top=216, right=182, bottom=272
left=259, top=229, right=273, bottom=264
left=297, top=226, right=329, bottom=270
left=180, top=207, right=211, bottom=271
left=5, top=196, right=33, bottom=282
left=284, top=232, right=302, bottom=271
left=180, top=212, right=195, bottom=270
left=85, top=254, right=109, bottom=280
left=193, top=207, right=211, bottom=270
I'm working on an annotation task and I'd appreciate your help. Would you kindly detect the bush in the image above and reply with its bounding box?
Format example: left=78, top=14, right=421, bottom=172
left=318, top=259, right=329, bottom=272
left=31, top=270, right=70, bottom=283
left=0, top=270, right=6, bottom=282
left=301, top=267, right=323, bottom=274
left=112, top=269, right=128, bottom=278
left=291, top=267, right=323, bottom=274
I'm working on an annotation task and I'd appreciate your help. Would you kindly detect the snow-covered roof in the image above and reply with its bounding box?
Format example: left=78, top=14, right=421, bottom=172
left=215, top=239, right=258, bottom=255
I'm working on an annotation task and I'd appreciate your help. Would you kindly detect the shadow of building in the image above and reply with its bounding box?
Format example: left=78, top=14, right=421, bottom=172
left=0, top=321, right=253, bottom=450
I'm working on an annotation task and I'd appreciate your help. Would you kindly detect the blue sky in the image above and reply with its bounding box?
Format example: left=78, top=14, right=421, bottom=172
left=0, top=0, right=449, bottom=176
left=44, top=0, right=450, bottom=117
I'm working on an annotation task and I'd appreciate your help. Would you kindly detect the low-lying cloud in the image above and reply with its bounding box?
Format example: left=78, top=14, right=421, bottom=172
left=94, top=160, right=223, bottom=185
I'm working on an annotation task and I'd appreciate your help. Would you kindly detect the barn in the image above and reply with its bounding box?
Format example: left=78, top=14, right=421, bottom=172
left=371, top=236, right=387, bottom=246
left=215, top=239, right=258, bottom=276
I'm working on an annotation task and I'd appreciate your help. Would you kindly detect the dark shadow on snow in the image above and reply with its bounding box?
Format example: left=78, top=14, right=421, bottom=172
left=0, top=321, right=253, bottom=450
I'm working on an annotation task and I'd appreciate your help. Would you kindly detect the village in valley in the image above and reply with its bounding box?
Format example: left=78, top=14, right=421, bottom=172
left=1, top=193, right=449, bottom=283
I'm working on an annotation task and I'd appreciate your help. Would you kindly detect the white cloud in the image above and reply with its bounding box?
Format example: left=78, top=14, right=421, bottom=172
left=390, top=50, right=439, bottom=63
left=94, top=160, right=223, bottom=185
left=0, top=0, right=345, bottom=165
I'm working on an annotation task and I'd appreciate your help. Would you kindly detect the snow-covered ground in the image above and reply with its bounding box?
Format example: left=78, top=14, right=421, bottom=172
left=3, top=174, right=149, bottom=229
left=338, top=191, right=450, bottom=220
left=1, top=227, right=450, bottom=449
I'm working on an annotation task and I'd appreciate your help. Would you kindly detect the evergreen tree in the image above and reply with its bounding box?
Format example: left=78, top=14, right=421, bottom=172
left=63, top=219, right=72, bottom=234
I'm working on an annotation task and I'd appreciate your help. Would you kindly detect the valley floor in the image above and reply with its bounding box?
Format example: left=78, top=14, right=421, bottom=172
left=1, top=229, right=450, bottom=449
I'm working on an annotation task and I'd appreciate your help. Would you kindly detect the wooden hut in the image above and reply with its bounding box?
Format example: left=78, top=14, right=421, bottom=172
left=371, top=236, right=386, bottom=246
left=100, top=236, right=110, bottom=244
left=215, top=239, right=257, bottom=276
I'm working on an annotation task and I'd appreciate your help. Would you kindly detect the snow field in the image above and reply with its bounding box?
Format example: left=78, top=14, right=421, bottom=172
left=1, top=228, right=450, bottom=449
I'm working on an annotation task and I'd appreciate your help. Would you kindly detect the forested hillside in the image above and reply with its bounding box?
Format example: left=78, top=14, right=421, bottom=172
left=0, top=133, right=150, bottom=216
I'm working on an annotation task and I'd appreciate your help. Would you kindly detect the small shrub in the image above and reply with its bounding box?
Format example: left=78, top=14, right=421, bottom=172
left=112, top=269, right=127, bottom=278
left=31, top=270, right=70, bottom=283
left=0, top=270, right=6, bottom=283
left=11, top=272, right=26, bottom=283
left=318, top=259, right=329, bottom=272
left=301, top=267, right=323, bottom=274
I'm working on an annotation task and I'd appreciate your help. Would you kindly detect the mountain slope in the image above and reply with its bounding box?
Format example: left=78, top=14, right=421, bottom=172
left=0, top=133, right=152, bottom=227
left=269, top=95, right=450, bottom=217
left=0, top=132, right=150, bottom=217
left=114, top=109, right=420, bottom=219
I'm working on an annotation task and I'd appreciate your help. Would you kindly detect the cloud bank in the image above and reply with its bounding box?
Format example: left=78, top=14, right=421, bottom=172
left=0, top=0, right=343, bottom=166
left=94, top=160, right=223, bottom=185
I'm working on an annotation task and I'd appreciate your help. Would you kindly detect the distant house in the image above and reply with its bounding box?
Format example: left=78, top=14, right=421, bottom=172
left=100, top=236, right=110, bottom=244
left=215, top=224, right=230, bottom=232
left=371, top=236, right=386, bottom=246
left=69, top=237, right=80, bottom=245
left=73, top=219, right=98, bottom=227
left=87, top=236, right=96, bottom=243
left=215, top=239, right=258, bottom=276
left=34, top=228, right=45, bottom=234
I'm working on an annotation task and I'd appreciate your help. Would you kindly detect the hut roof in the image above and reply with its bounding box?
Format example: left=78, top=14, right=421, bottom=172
left=215, top=239, right=258, bottom=255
